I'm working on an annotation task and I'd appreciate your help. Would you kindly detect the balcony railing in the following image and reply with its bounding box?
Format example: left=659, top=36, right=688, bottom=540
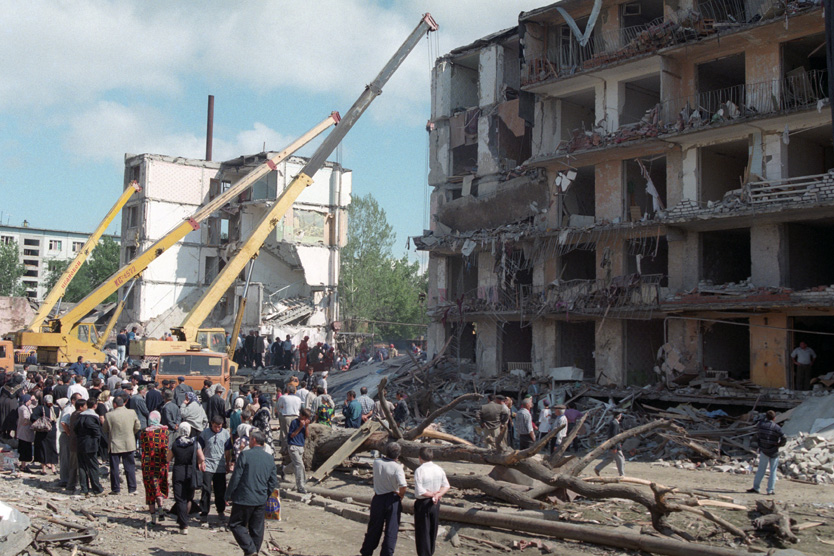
left=430, top=274, right=665, bottom=318
left=661, top=69, right=828, bottom=125
left=522, top=0, right=816, bottom=86
left=559, top=70, right=827, bottom=155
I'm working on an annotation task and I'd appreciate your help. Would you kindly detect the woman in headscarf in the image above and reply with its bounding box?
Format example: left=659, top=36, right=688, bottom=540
left=252, top=393, right=274, bottom=454
left=140, top=410, right=169, bottom=525
left=229, top=396, right=245, bottom=440
left=232, top=422, right=252, bottom=462
left=167, top=421, right=204, bottom=534
left=16, top=394, right=36, bottom=472
left=179, top=392, right=208, bottom=438
left=31, top=394, right=59, bottom=474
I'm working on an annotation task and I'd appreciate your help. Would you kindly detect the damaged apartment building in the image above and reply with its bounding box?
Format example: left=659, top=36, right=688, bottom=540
left=117, top=152, right=350, bottom=344
left=414, top=0, right=832, bottom=391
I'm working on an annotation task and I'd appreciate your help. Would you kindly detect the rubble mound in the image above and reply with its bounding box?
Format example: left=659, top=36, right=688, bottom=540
left=780, top=433, right=834, bottom=484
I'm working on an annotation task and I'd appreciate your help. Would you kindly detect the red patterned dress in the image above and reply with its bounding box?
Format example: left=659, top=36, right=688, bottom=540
left=140, top=426, right=170, bottom=505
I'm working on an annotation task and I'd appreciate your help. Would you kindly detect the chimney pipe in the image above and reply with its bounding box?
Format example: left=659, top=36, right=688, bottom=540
left=206, top=95, right=214, bottom=161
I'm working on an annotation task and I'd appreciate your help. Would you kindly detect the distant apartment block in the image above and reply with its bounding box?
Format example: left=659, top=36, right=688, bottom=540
left=0, top=222, right=119, bottom=300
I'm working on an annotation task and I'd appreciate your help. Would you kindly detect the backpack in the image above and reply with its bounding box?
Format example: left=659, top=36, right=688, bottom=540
left=316, top=400, right=334, bottom=426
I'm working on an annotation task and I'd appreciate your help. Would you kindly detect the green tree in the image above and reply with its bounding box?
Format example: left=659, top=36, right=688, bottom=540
left=0, top=241, right=26, bottom=296
left=44, top=236, right=122, bottom=303
left=340, top=194, right=427, bottom=340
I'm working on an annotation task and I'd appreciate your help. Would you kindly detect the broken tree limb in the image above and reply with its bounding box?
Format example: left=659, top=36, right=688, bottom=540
left=403, top=392, right=482, bottom=441
left=417, top=428, right=473, bottom=445
left=566, top=419, right=678, bottom=476
left=548, top=409, right=594, bottom=467
left=665, top=503, right=749, bottom=539
left=448, top=474, right=550, bottom=510
left=377, top=377, right=403, bottom=440
left=306, top=485, right=752, bottom=556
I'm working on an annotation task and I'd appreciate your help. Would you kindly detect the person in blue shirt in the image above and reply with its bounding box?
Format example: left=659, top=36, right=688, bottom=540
left=68, top=356, right=86, bottom=377
left=25, top=352, right=38, bottom=365
left=343, top=390, right=362, bottom=429
left=285, top=408, right=311, bottom=493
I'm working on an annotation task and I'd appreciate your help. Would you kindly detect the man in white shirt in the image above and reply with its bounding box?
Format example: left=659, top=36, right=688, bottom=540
left=67, top=376, right=89, bottom=401
left=277, top=386, right=302, bottom=452
left=413, top=447, right=450, bottom=556
left=359, top=442, right=407, bottom=556
left=551, top=404, right=568, bottom=453
left=538, top=400, right=552, bottom=443
left=791, top=341, right=817, bottom=390
left=515, top=398, right=535, bottom=449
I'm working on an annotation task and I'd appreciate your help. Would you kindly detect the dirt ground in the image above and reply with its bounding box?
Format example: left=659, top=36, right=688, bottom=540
left=3, top=458, right=833, bottom=556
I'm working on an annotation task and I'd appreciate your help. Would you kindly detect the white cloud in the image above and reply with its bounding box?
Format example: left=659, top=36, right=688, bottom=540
left=65, top=101, right=298, bottom=164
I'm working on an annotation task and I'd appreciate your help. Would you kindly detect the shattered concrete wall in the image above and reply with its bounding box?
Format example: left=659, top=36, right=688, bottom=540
left=0, top=296, right=35, bottom=336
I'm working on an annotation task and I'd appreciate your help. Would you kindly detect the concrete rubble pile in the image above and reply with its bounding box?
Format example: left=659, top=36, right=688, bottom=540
left=779, top=433, right=834, bottom=484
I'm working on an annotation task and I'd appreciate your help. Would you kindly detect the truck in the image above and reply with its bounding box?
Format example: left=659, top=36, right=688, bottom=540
left=156, top=349, right=235, bottom=398
left=0, top=339, right=14, bottom=371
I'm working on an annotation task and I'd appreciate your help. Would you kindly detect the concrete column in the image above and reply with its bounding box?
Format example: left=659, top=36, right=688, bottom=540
left=427, top=253, right=448, bottom=306
left=667, top=230, right=699, bottom=292
left=532, top=97, right=559, bottom=159
left=532, top=319, right=557, bottom=376
left=665, top=147, right=684, bottom=207
left=426, top=322, right=446, bottom=363
left=477, top=115, right=501, bottom=176
left=431, top=61, right=453, bottom=119
left=476, top=319, right=499, bottom=378
left=595, top=319, right=625, bottom=385
left=428, top=125, right=451, bottom=186
left=681, top=147, right=698, bottom=202
left=749, top=313, right=788, bottom=388
left=764, top=131, right=788, bottom=180
left=750, top=224, right=787, bottom=288
left=666, top=317, right=700, bottom=373
left=478, top=44, right=502, bottom=108
left=477, top=251, right=497, bottom=301
left=595, top=161, right=624, bottom=222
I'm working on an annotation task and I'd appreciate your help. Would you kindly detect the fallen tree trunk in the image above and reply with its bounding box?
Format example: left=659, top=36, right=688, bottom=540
left=306, top=485, right=753, bottom=556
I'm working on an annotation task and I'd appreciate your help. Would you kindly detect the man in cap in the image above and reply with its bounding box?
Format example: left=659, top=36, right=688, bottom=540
left=173, top=376, right=194, bottom=407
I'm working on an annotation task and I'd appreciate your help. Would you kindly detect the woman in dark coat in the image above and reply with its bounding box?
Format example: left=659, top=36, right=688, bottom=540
left=166, top=422, right=204, bottom=534
left=32, top=394, right=59, bottom=474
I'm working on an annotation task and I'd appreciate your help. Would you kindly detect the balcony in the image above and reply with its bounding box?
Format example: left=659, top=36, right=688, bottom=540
left=522, top=0, right=818, bottom=88
left=554, top=69, right=828, bottom=156
left=429, top=274, right=665, bottom=320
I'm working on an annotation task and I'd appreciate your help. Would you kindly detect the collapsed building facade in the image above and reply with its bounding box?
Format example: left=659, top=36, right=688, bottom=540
left=415, top=0, right=831, bottom=390
left=117, top=153, right=350, bottom=344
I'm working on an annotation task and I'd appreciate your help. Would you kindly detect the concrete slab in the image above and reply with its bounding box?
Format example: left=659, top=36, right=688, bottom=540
left=781, top=395, right=834, bottom=436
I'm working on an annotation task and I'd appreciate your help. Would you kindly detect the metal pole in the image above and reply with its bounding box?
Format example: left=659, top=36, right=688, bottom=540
left=206, top=95, right=214, bottom=161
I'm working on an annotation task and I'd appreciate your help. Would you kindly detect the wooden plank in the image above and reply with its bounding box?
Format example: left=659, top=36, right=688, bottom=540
left=310, top=420, right=380, bottom=483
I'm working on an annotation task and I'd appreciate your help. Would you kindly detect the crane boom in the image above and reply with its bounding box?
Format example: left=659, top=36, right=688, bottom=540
left=51, top=113, right=340, bottom=335
left=175, top=13, right=438, bottom=342
left=27, top=181, right=141, bottom=332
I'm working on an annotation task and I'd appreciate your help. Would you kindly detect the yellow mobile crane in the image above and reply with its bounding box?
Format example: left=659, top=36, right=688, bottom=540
left=13, top=113, right=340, bottom=364
left=10, top=182, right=140, bottom=362
left=154, top=13, right=439, bottom=384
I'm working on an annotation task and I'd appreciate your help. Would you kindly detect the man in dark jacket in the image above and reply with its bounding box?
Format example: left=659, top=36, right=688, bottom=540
left=74, top=398, right=104, bottom=495
left=173, top=376, right=193, bottom=407
left=226, top=429, right=278, bottom=556
left=207, top=386, right=227, bottom=428
left=160, top=390, right=181, bottom=432
left=748, top=410, right=786, bottom=495
left=144, top=381, right=163, bottom=413
left=128, top=385, right=150, bottom=430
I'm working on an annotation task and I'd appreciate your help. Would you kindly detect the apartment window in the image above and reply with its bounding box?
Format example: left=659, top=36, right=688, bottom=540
left=24, top=269, right=38, bottom=277
left=0, top=235, right=13, bottom=245
left=72, top=241, right=84, bottom=253
left=125, top=205, right=141, bottom=229
left=23, top=280, right=38, bottom=289
left=24, top=238, right=40, bottom=246
left=124, top=245, right=137, bottom=264
left=48, top=239, right=62, bottom=251
left=24, top=259, right=38, bottom=267
left=23, top=249, right=39, bottom=256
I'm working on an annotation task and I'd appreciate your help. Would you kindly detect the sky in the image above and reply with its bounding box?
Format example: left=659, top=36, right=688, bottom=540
left=0, top=0, right=541, bottom=264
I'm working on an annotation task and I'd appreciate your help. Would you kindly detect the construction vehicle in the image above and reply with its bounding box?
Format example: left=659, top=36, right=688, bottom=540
left=9, top=182, right=140, bottom=363
left=0, top=339, right=14, bottom=371
left=158, top=13, right=439, bottom=380
left=155, top=350, right=235, bottom=397
left=11, top=114, right=340, bottom=365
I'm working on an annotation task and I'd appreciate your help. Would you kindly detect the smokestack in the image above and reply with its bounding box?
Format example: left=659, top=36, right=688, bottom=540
left=206, top=95, right=214, bottom=161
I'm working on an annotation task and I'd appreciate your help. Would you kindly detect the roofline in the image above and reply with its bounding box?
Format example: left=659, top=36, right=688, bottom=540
left=0, top=225, right=121, bottom=239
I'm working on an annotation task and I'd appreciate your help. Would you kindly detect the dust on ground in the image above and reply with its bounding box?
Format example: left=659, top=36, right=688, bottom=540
left=3, top=460, right=833, bottom=556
